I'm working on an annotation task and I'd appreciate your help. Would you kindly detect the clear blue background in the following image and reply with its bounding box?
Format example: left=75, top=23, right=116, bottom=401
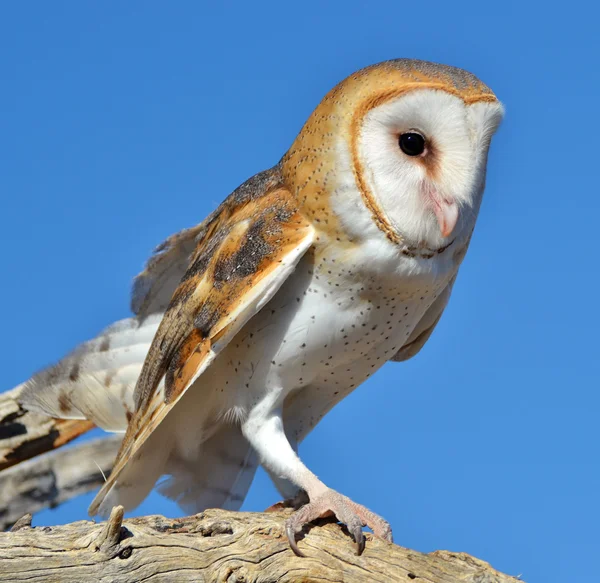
left=1, top=2, right=597, bottom=581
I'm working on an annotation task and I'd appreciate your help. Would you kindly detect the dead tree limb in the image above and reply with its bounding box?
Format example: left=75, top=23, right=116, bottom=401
left=0, top=385, right=94, bottom=472
left=0, top=389, right=521, bottom=581
left=0, top=435, right=120, bottom=530
left=0, top=507, right=521, bottom=583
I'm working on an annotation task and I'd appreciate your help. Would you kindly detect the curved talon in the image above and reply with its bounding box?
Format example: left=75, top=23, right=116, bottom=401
left=285, top=521, right=306, bottom=557
left=343, top=515, right=366, bottom=555
left=352, top=525, right=365, bottom=555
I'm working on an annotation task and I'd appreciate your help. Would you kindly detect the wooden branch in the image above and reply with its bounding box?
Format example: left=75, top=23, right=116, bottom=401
left=0, top=389, right=521, bottom=581
left=0, top=435, right=121, bottom=530
left=0, top=507, right=521, bottom=582
left=0, top=386, right=94, bottom=472
left=0, top=393, right=520, bottom=581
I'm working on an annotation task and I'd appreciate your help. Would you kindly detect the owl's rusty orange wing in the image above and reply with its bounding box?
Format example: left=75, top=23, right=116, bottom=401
left=89, top=174, right=314, bottom=515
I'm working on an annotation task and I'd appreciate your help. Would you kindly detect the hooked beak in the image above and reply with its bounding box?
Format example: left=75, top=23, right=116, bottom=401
left=430, top=192, right=459, bottom=238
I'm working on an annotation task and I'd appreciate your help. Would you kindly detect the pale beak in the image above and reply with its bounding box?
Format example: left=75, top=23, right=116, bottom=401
left=431, top=196, right=459, bottom=238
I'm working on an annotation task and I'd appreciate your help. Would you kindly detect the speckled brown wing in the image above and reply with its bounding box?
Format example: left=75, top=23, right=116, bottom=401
left=131, top=223, right=210, bottom=319
left=89, top=168, right=314, bottom=514
left=130, top=167, right=288, bottom=320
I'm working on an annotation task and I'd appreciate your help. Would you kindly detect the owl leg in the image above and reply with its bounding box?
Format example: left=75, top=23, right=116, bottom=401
left=263, top=431, right=307, bottom=510
left=242, top=395, right=392, bottom=556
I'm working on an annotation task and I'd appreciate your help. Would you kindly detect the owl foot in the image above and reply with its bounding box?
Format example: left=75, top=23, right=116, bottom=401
left=284, top=489, right=393, bottom=557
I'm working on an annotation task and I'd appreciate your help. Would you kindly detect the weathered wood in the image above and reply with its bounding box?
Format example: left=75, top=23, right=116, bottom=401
left=0, top=507, right=521, bottom=582
left=0, top=435, right=121, bottom=530
left=0, top=385, right=94, bottom=472
left=0, top=390, right=520, bottom=581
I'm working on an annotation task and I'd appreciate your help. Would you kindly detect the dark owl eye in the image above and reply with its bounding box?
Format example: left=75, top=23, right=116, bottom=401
left=399, top=132, right=426, bottom=156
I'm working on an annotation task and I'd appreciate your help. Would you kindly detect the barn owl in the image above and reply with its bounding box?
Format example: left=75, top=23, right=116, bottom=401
left=19, top=59, right=503, bottom=555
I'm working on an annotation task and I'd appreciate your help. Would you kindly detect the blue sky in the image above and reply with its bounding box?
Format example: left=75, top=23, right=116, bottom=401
left=1, top=2, right=597, bottom=581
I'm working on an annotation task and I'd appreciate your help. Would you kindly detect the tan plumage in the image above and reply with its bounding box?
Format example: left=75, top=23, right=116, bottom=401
left=18, top=58, right=503, bottom=554
left=90, top=176, right=315, bottom=513
left=281, top=59, right=496, bottom=251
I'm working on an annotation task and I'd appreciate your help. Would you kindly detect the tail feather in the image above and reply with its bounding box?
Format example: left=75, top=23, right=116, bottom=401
left=157, top=423, right=258, bottom=513
left=18, top=311, right=260, bottom=515
left=19, top=314, right=161, bottom=432
left=94, top=422, right=173, bottom=517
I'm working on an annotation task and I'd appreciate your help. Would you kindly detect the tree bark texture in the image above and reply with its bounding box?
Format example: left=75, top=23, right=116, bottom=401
left=0, top=435, right=120, bottom=530
left=0, top=388, right=521, bottom=582
left=0, top=506, right=521, bottom=583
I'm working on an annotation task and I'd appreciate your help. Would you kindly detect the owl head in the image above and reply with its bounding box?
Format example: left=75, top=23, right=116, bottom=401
left=284, top=59, right=504, bottom=254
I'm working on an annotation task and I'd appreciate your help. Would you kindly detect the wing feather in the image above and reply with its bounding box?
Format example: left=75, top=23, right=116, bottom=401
left=131, top=166, right=285, bottom=320
left=131, top=223, right=213, bottom=319
left=89, top=180, right=314, bottom=515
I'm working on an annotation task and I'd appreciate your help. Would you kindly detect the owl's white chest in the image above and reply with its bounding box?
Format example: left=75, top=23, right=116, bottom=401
left=210, top=238, right=456, bottom=421
left=170, top=235, right=458, bottom=465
